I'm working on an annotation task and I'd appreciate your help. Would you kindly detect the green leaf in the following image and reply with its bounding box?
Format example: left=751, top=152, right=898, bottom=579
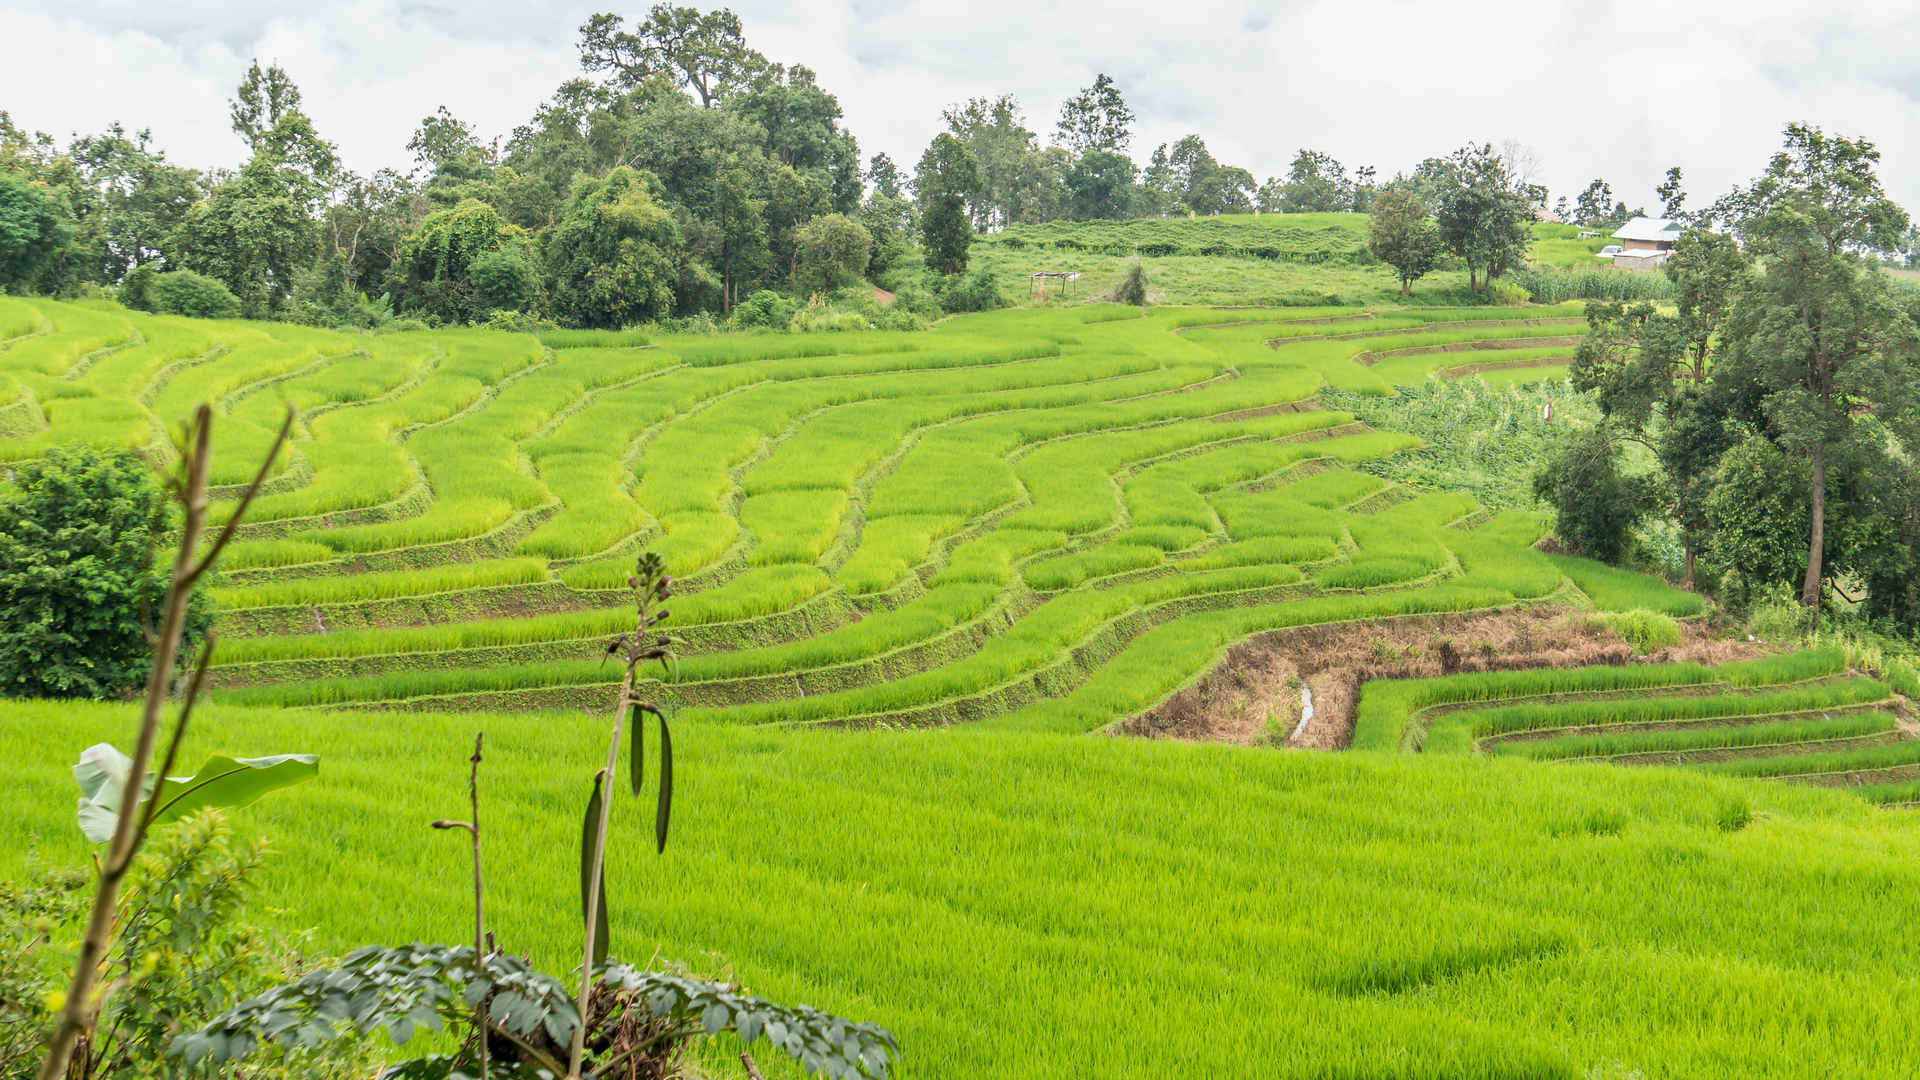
left=73, top=742, right=137, bottom=843
left=654, top=714, right=672, bottom=854
left=148, top=753, right=318, bottom=828
left=72, top=743, right=316, bottom=843
left=580, top=774, right=610, bottom=968
left=628, top=710, right=644, bottom=798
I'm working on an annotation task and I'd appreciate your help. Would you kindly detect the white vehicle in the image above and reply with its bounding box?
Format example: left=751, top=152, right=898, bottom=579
left=1595, top=244, right=1623, bottom=258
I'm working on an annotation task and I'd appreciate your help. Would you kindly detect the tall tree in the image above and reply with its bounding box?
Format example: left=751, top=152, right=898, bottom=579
left=68, top=125, right=198, bottom=280
left=1274, top=148, right=1353, bottom=213
left=577, top=6, right=767, bottom=107
left=1574, top=179, right=1613, bottom=226
left=914, top=133, right=980, bottom=275
left=0, top=172, right=73, bottom=292
left=1054, top=73, right=1134, bottom=154
left=867, top=153, right=903, bottom=200
left=228, top=61, right=337, bottom=199
left=1716, top=126, right=1918, bottom=609
left=545, top=166, right=685, bottom=327
left=1432, top=143, right=1530, bottom=292
left=1065, top=149, right=1135, bottom=221
left=1366, top=188, right=1440, bottom=296
left=408, top=106, right=484, bottom=174
left=1656, top=165, right=1686, bottom=220
left=942, top=95, right=1046, bottom=230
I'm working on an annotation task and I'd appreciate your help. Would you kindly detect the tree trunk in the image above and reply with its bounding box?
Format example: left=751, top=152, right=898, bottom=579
left=1400, top=277, right=1410, bottom=297
left=1684, top=542, right=1696, bottom=586
left=1801, top=444, right=1826, bottom=610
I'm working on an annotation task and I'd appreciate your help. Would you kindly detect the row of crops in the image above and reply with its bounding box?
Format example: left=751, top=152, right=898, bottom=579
left=1, top=293, right=1686, bottom=733
left=1356, top=648, right=1920, bottom=804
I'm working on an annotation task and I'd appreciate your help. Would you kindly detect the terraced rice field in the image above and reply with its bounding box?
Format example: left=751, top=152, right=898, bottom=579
left=13, top=294, right=1920, bottom=1079
left=1354, top=648, right=1920, bottom=804
left=0, top=295, right=1660, bottom=732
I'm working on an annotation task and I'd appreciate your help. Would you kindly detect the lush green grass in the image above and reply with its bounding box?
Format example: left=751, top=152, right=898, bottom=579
left=7, top=700, right=1920, bottom=1079
left=6, top=295, right=1704, bottom=736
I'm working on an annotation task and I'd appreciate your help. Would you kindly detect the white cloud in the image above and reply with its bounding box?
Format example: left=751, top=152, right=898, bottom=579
left=4, top=0, right=1920, bottom=213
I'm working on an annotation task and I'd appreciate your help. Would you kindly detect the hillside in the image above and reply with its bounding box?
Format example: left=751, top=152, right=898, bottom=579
left=8, top=287, right=1919, bottom=1078
left=0, top=293, right=1664, bottom=727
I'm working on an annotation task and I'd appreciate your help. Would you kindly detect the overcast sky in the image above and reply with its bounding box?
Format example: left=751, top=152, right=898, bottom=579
left=5, top=1, right=1920, bottom=214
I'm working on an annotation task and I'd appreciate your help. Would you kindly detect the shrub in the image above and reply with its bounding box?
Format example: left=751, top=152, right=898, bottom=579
left=793, top=213, right=873, bottom=294
left=146, top=269, right=244, bottom=319
left=790, top=303, right=871, bottom=333
left=731, top=289, right=797, bottom=330
left=936, top=268, right=1006, bottom=313
left=470, top=247, right=539, bottom=313
left=1108, top=257, right=1149, bottom=306
left=0, top=444, right=211, bottom=698
left=1604, top=609, right=1682, bottom=654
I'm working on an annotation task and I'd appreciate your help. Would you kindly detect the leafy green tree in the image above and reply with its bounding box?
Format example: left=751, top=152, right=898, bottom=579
left=576, top=6, right=767, bottom=106
left=0, top=445, right=210, bottom=698
left=227, top=61, right=338, bottom=204
left=1656, top=166, right=1686, bottom=220
left=1054, top=73, right=1134, bottom=154
left=942, top=95, right=1052, bottom=230
left=914, top=134, right=980, bottom=275
left=1665, top=228, right=1748, bottom=378
left=1574, top=179, right=1614, bottom=227
left=468, top=248, right=538, bottom=313
left=867, top=153, right=903, bottom=200
left=1365, top=188, right=1440, bottom=296
left=1065, top=149, right=1135, bottom=221
left=1533, top=426, right=1652, bottom=563
left=391, top=199, right=511, bottom=323
left=172, top=156, right=318, bottom=314
left=0, top=172, right=73, bottom=292
left=1432, top=144, right=1530, bottom=292
left=67, top=125, right=199, bottom=281
left=1273, top=149, right=1353, bottom=213
left=791, top=212, right=870, bottom=294
left=407, top=105, right=484, bottom=175
left=1145, top=135, right=1253, bottom=216
left=546, top=166, right=685, bottom=327
left=1716, top=123, right=1919, bottom=609
left=729, top=63, right=861, bottom=212
left=1702, top=437, right=1814, bottom=604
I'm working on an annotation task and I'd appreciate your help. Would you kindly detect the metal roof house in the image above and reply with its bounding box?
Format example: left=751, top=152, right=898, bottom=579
left=1604, top=217, right=1682, bottom=269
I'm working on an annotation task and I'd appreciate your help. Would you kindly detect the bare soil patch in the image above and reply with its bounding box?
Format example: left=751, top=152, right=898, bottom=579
left=1117, top=606, right=1760, bottom=749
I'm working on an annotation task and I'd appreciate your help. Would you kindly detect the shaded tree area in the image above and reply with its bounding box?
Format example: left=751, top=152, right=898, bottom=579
left=1537, top=124, right=1920, bottom=632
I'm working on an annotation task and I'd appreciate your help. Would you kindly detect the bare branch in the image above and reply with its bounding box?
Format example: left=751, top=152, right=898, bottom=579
left=185, top=407, right=294, bottom=587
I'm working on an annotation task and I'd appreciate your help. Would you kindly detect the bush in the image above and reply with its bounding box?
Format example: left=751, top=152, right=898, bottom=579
left=935, top=268, right=1006, bottom=314
left=790, top=303, right=871, bottom=333
left=118, top=263, right=159, bottom=310
left=0, top=812, right=376, bottom=1079
left=0, top=445, right=216, bottom=698
left=1604, top=609, right=1683, bottom=654
left=1486, top=279, right=1531, bottom=305
left=131, top=269, right=243, bottom=319
left=470, top=247, right=539, bottom=313
left=730, top=289, right=797, bottom=330
left=1534, top=427, right=1652, bottom=563
left=792, top=213, right=872, bottom=294
left=1108, top=257, right=1149, bottom=306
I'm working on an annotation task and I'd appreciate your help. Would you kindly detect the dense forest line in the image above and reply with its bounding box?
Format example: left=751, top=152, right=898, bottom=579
left=0, top=5, right=1581, bottom=331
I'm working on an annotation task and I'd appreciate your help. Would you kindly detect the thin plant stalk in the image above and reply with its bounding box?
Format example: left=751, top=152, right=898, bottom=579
left=433, top=732, right=489, bottom=1080
left=38, top=405, right=291, bottom=1080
